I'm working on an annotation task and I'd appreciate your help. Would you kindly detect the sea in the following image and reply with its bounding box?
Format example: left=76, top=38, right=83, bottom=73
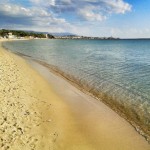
left=3, top=39, right=150, bottom=140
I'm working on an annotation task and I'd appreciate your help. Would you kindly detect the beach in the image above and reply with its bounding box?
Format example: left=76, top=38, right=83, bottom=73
left=0, top=39, right=150, bottom=150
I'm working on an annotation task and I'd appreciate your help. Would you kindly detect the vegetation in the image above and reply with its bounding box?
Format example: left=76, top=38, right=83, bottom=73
left=0, top=29, right=55, bottom=39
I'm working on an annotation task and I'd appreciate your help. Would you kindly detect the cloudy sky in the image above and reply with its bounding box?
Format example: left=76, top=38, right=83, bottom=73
left=0, top=0, right=150, bottom=38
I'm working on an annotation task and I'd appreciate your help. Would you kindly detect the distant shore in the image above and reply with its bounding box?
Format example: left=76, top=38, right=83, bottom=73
left=0, top=39, right=150, bottom=149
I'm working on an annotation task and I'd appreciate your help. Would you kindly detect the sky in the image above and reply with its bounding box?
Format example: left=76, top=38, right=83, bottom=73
left=0, top=0, right=150, bottom=38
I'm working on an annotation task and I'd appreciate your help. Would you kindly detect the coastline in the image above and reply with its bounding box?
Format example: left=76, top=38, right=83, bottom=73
left=0, top=39, right=150, bottom=149
left=23, top=55, right=150, bottom=142
left=25, top=55, right=150, bottom=142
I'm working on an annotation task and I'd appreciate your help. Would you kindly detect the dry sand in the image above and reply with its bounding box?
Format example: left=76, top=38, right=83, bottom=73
left=0, top=39, right=150, bottom=150
left=0, top=40, right=84, bottom=150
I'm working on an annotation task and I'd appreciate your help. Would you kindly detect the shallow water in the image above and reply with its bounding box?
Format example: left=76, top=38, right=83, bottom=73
left=3, top=39, right=150, bottom=140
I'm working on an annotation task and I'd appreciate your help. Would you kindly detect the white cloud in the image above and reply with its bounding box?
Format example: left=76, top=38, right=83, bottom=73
left=76, top=0, right=131, bottom=21
left=0, top=0, right=131, bottom=23
left=0, top=4, right=30, bottom=17
left=0, top=2, right=71, bottom=27
left=0, top=0, right=132, bottom=36
left=0, top=0, right=132, bottom=16
left=29, top=0, right=56, bottom=6
left=102, top=0, right=131, bottom=14
left=78, top=6, right=106, bottom=21
left=0, top=3, right=52, bottom=17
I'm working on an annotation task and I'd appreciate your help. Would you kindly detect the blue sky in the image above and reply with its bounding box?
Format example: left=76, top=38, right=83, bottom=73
left=0, top=0, right=150, bottom=38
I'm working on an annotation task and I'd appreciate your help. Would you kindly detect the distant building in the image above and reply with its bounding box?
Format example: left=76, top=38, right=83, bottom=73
left=8, top=32, right=16, bottom=39
left=29, top=36, right=34, bottom=39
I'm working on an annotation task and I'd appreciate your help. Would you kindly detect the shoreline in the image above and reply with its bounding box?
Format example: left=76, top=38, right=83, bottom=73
left=15, top=52, right=150, bottom=143
left=34, top=60, right=149, bottom=140
left=0, top=39, right=150, bottom=149
left=41, top=60, right=150, bottom=142
left=27, top=57, right=150, bottom=149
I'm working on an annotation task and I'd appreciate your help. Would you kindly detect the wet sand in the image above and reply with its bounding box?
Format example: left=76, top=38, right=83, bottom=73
left=0, top=39, right=150, bottom=149
left=27, top=57, right=150, bottom=149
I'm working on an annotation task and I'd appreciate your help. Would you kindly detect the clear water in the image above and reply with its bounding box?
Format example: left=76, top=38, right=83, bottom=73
left=3, top=39, right=150, bottom=140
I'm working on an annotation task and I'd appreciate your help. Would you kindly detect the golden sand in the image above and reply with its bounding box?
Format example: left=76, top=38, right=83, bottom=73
left=0, top=41, right=82, bottom=149
left=0, top=39, right=150, bottom=150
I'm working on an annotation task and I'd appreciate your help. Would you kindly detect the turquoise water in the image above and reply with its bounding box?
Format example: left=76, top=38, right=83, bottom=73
left=3, top=39, right=150, bottom=140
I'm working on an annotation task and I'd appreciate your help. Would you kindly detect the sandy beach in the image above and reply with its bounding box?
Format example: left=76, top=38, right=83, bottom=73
left=0, top=39, right=150, bottom=150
